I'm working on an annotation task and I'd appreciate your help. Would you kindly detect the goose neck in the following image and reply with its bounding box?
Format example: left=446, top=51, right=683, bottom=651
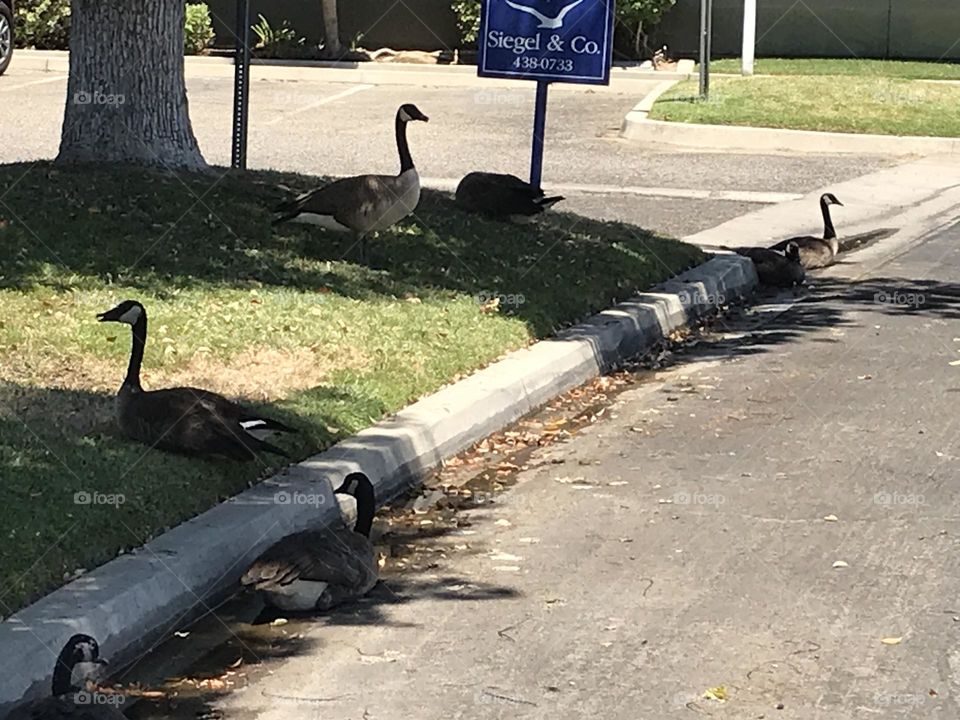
left=396, top=115, right=414, bottom=174
left=125, top=315, right=147, bottom=391
left=353, top=482, right=376, bottom=537
left=821, top=196, right=837, bottom=241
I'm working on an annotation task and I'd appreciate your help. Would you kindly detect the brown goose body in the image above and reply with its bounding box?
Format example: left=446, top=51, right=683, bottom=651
left=769, top=193, right=843, bottom=269
left=455, top=172, right=563, bottom=219
left=242, top=473, right=379, bottom=612
left=725, top=243, right=805, bottom=288
left=98, top=301, right=295, bottom=461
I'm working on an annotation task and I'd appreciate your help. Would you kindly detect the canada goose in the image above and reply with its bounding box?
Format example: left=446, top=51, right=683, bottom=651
left=241, top=472, right=379, bottom=612
left=769, top=193, right=844, bottom=269
left=726, top=242, right=805, bottom=288
left=7, top=634, right=125, bottom=720
left=455, top=172, right=564, bottom=221
left=97, top=300, right=295, bottom=460
left=272, top=104, right=429, bottom=261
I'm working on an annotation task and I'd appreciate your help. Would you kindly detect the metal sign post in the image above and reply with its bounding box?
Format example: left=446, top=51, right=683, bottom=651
left=478, top=0, right=615, bottom=189
left=699, top=0, right=713, bottom=99
left=231, top=0, right=251, bottom=169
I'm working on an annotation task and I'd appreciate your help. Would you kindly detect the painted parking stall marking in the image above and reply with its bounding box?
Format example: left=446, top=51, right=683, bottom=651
left=479, top=0, right=615, bottom=85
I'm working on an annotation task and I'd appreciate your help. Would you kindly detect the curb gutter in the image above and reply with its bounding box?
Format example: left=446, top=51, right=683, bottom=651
left=622, top=112, right=960, bottom=157
left=0, top=255, right=756, bottom=716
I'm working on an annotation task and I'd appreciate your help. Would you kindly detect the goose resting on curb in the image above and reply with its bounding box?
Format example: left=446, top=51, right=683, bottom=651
left=7, top=634, right=125, bottom=720
left=455, top=172, right=563, bottom=221
left=769, top=193, right=844, bottom=269
left=725, top=242, right=806, bottom=288
left=272, top=104, right=429, bottom=262
left=97, top=300, right=295, bottom=460
left=241, top=472, right=379, bottom=613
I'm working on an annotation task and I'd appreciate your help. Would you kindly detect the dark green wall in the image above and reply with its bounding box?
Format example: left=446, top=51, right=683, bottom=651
left=206, top=0, right=460, bottom=51
left=205, top=0, right=960, bottom=60
left=651, top=0, right=960, bottom=60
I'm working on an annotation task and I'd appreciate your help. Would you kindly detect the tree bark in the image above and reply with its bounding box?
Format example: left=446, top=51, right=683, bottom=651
left=57, top=0, right=207, bottom=170
left=321, top=0, right=343, bottom=56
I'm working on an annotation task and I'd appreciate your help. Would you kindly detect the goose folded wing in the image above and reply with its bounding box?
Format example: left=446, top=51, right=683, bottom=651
left=131, top=389, right=259, bottom=456
left=243, top=531, right=373, bottom=590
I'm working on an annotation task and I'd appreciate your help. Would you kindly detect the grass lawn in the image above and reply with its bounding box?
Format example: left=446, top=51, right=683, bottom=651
left=650, top=75, right=960, bottom=137
left=707, top=58, right=960, bottom=81
left=0, top=163, right=704, bottom=616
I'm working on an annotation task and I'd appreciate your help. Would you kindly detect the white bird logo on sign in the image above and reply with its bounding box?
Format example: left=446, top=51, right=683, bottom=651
left=504, top=0, right=585, bottom=29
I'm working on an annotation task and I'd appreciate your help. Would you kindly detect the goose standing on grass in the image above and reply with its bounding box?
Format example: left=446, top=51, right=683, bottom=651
left=241, top=472, right=379, bottom=613
left=7, top=634, right=125, bottom=720
left=97, top=300, right=295, bottom=461
left=272, top=104, right=429, bottom=262
left=726, top=242, right=806, bottom=288
left=769, top=193, right=844, bottom=269
left=455, top=172, right=564, bottom=222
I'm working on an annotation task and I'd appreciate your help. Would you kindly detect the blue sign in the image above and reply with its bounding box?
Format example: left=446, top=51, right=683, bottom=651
left=478, top=0, right=615, bottom=85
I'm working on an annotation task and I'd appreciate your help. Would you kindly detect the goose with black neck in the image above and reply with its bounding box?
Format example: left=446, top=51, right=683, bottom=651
left=272, top=103, right=429, bottom=263
left=97, top=300, right=296, bottom=461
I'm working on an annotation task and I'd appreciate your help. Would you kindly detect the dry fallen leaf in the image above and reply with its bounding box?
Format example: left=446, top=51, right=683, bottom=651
left=880, top=637, right=903, bottom=645
left=823, top=514, right=839, bottom=522
left=703, top=686, right=728, bottom=702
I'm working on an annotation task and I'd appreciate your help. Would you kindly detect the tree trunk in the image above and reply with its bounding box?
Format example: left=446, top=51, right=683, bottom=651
left=57, top=0, right=207, bottom=170
left=321, top=0, right=343, bottom=56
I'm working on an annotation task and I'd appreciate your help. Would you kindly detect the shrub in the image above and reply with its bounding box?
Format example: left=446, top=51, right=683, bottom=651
left=616, top=0, right=676, bottom=60
left=184, top=3, right=215, bottom=55
left=452, top=0, right=481, bottom=45
left=251, top=14, right=320, bottom=60
left=13, top=0, right=71, bottom=50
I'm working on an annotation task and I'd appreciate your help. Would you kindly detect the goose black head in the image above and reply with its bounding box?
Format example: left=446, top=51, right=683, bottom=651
left=335, top=472, right=373, bottom=498
left=397, top=103, right=429, bottom=123
left=822, top=193, right=844, bottom=207
left=784, top=241, right=802, bottom=263
left=51, top=634, right=108, bottom=695
left=97, top=300, right=145, bottom=326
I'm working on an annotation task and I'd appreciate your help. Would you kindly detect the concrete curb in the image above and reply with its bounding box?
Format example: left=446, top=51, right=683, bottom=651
left=0, top=255, right=756, bottom=717
left=9, top=50, right=694, bottom=88
left=621, top=112, right=960, bottom=157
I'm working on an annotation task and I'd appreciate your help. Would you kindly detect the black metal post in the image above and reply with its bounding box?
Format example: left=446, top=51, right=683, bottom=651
left=231, top=0, right=251, bottom=169
left=698, top=0, right=712, bottom=99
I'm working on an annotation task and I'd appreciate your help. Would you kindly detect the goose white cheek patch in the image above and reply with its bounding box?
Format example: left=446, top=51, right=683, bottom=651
left=398, top=108, right=412, bottom=122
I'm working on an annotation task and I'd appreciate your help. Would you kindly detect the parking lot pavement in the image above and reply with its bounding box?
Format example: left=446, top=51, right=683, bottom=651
left=0, top=65, right=899, bottom=236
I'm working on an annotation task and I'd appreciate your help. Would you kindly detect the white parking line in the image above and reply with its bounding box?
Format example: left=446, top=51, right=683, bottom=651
left=0, top=74, right=67, bottom=92
left=419, top=177, right=802, bottom=204
left=263, top=84, right=375, bottom=126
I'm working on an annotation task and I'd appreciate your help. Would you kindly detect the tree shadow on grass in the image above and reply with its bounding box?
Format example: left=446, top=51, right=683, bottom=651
left=0, top=381, right=373, bottom=615
left=0, top=163, right=705, bottom=338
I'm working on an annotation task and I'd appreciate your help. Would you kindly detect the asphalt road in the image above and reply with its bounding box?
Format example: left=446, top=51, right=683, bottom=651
left=109, top=198, right=960, bottom=719
left=0, top=65, right=897, bottom=237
